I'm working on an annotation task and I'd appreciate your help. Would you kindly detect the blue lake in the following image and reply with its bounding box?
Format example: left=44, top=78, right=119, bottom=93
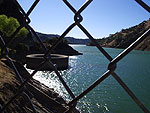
left=33, top=45, right=150, bottom=113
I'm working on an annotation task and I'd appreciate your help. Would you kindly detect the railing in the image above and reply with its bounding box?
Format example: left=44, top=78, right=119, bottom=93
left=0, top=0, right=149, bottom=113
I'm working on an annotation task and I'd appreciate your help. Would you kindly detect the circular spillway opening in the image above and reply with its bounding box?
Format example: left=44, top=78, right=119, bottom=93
left=26, top=54, right=69, bottom=71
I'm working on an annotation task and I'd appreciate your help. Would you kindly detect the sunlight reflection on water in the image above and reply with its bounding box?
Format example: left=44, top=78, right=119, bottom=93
left=25, top=45, right=150, bottom=113
left=27, top=69, right=68, bottom=99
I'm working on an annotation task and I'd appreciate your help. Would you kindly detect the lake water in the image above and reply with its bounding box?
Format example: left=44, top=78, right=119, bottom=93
left=33, top=45, right=150, bottom=113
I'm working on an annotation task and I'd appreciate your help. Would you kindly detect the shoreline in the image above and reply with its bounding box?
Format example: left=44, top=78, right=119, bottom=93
left=0, top=60, right=80, bottom=113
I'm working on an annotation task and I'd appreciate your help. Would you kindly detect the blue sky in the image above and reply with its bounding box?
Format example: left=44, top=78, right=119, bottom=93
left=18, top=0, right=150, bottom=39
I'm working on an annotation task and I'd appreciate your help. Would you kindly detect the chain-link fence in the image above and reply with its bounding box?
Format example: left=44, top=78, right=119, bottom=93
left=0, top=0, right=150, bottom=113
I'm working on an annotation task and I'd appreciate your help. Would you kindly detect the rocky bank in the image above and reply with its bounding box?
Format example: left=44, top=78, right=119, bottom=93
left=0, top=59, right=79, bottom=113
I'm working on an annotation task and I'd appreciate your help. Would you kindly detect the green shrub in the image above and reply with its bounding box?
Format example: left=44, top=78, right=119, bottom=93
left=0, top=15, right=29, bottom=59
left=0, top=15, right=28, bottom=38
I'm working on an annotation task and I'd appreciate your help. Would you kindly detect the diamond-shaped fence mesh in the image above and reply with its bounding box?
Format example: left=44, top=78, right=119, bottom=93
left=0, top=0, right=150, bottom=113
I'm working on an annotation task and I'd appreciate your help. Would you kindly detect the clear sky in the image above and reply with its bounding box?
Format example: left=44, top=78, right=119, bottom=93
left=18, top=0, right=150, bottom=39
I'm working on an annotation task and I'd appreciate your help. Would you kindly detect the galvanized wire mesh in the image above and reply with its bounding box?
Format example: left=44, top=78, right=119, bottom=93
left=0, top=0, right=150, bottom=113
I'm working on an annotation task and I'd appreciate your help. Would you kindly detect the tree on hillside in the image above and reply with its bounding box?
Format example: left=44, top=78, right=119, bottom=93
left=0, top=15, right=29, bottom=61
left=0, top=15, right=28, bottom=39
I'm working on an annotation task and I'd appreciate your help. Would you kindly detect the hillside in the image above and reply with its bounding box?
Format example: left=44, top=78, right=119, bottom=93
left=89, top=19, right=150, bottom=51
left=36, top=32, right=90, bottom=45
left=0, top=60, right=80, bottom=113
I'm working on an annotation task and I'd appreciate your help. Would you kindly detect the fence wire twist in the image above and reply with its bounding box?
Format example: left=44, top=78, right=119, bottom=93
left=0, top=0, right=150, bottom=113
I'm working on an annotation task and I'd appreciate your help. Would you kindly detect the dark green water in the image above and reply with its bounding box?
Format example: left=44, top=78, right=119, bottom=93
left=33, top=45, right=150, bottom=113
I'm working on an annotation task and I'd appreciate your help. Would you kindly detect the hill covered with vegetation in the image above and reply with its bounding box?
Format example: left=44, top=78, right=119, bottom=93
left=88, top=19, right=150, bottom=51
left=36, top=32, right=90, bottom=45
